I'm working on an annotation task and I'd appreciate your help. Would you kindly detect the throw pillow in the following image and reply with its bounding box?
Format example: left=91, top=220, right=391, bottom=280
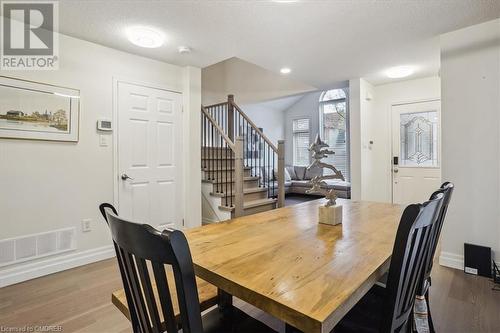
left=286, top=166, right=297, bottom=180
left=294, top=166, right=307, bottom=180
left=304, top=166, right=323, bottom=180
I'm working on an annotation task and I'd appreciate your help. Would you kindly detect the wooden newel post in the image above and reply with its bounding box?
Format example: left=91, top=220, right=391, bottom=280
left=277, top=140, right=285, bottom=208
left=227, top=94, right=235, bottom=142
left=234, top=136, right=244, bottom=217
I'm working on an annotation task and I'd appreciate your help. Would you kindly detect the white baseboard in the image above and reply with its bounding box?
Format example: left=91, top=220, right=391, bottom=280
left=439, top=251, right=500, bottom=271
left=0, top=245, right=115, bottom=288
left=202, top=217, right=219, bottom=225
left=439, top=251, right=464, bottom=270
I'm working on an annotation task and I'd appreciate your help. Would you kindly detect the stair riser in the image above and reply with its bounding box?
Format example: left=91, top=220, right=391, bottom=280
left=214, top=190, right=269, bottom=203
left=201, top=148, right=234, bottom=159
left=202, top=146, right=232, bottom=151
left=208, top=179, right=259, bottom=191
left=233, top=202, right=277, bottom=217
left=202, top=173, right=259, bottom=183
left=204, top=169, right=251, bottom=179
left=201, top=160, right=235, bottom=168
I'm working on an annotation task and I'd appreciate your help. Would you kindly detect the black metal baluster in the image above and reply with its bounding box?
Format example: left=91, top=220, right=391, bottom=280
left=201, top=113, right=204, bottom=172
left=250, top=127, right=253, bottom=177
left=211, top=112, right=214, bottom=180
left=259, top=135, right=262, bottom=187
left=215, top=131, right=219, bottom=193
left=267, top=145, right=270, bottom=198
left=225, top=139, right=228, bottom=206
left=220, top=133, right=223, bottom=194
left=273, top=149, right=276, bottom=198
left=263, top=141, right=267, bottom=195
left=246, top=121, right=249, bottom=167
left=230, top=147, right=233, bottom=207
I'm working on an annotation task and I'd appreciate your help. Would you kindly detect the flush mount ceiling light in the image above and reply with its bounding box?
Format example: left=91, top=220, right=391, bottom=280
left=126, top=26, right=165, bottom=48
left=280, top=67, right=291, bottom=74
left=385, top=66, right=415, bottom=79
left=178, top=46, right=191, bottom=54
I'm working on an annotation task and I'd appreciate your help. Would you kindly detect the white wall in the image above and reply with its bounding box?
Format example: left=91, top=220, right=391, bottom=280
left=202, top=57, right=316, bottom=106
left=439, top=19, right=500, bottom=269
left=360, top=77, right=441, bottom=203
left=240, top=103, right=285, bottom=145
left=283, top=91, right=323, bottom=166
left=0, top=33, right=201, bottom=286
left=348, top=79, right=362, bottom=200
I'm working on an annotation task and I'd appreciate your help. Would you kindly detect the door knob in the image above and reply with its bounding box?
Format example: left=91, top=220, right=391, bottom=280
left=121, top=173, right=134, bottom=181
left=393, top=169, right=399, bottom=173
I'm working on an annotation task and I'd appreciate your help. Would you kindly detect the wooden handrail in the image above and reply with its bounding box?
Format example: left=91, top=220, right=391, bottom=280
left=230, top=101, right=278, bottom=153
left=204, top=101, right=229, bottom=109
left=201, top=106, right=235, bottom=151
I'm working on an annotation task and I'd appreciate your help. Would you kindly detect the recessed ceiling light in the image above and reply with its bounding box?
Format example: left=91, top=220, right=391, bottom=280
left=385, top=66, right=415, bottom=79
left=178, top=46, right=191, bottom=54
left=126, top=26, right=165, bottom=48
left=280, top=67, right=291, bottom=74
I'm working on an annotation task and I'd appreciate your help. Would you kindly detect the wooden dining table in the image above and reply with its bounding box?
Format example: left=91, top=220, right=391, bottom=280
left=112, top=198, right=403, bottom=333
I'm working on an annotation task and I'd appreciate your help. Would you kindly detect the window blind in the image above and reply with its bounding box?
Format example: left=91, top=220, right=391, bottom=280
left=320, top=99, right=350, bottom=181
left=293, top=119, right=310, bottom=166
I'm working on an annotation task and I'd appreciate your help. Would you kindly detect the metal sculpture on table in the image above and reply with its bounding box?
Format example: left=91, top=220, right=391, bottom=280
left=306, top=134, right=345, bottom=224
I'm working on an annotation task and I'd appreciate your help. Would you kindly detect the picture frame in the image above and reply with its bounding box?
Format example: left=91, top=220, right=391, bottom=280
left=0, top=76, right=80, bottom=142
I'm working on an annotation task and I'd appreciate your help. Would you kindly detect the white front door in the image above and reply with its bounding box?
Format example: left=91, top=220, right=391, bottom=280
left=392, top=100, right=441, bottom=205
left=117, top=81, right=183, bottom=229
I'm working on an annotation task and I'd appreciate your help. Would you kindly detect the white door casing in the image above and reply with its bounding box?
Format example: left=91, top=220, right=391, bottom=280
left=392, top=100, right=441, bottom=205
left=117, top=81, right=183, bottom=229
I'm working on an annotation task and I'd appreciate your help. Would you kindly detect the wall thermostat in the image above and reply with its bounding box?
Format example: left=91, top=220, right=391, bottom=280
left=97, top=119, right=113, bottom=131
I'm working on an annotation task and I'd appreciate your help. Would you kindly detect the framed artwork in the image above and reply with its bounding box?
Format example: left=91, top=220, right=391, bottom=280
left=0, top=76, right=80, bottom=142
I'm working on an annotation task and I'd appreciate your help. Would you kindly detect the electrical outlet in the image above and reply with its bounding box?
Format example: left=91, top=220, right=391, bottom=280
left=82, top=219, right=92, bottom=232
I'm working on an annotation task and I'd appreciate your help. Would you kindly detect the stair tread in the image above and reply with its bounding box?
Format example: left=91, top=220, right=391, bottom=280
left=202, top=176, right=259, bottom=184
left=202, top=167, right=251, bottom=172
left=218, top=198, right=277, bottom=211
left=201, top=157, right=235, bottom=160
left=244, top=198, right=278, bottom=209
left=210, top=187, right=267, bottom=197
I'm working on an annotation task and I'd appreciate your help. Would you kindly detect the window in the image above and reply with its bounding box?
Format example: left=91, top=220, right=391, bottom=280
left=319, top=88, right=350, bottom=181
left=293, top=118, right=310, bottom=166
left=399, top=111, right=438, bottom=167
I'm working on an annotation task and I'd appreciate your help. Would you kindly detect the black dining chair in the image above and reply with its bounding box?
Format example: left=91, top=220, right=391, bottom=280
left=332, top=193, right=444, bottom=333
left=99, top=203, right=142, bottom=333
left=417, top=182, right=454, bottom=332
left=103, top=208, right=276, bottom=333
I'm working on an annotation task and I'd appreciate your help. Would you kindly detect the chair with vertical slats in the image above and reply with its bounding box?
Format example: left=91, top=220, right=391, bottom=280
left=99, top=204, right=217, bottom=333
left=99, top=203, right=141, bottom=333
left=332, top=193, right=444, bottom=333
left=102, top=207, right=277, bottom=333
left=417, top=182, right=454, bottom=332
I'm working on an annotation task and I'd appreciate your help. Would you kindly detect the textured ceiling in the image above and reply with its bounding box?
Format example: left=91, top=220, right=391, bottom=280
left=58, top=0, right=500, bottom=87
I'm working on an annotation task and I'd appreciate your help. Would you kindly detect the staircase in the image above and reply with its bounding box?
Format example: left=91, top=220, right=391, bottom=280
left=201, top=95, right=285, bottom=220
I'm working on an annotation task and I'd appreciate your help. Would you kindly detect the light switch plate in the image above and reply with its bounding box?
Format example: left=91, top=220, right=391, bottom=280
left=99, top=134, right=109, bottom=147
left=82, top=219, right=92, bottom=232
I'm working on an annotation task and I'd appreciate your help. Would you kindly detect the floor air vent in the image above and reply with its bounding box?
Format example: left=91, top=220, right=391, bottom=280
left=0, top=227, right=76, bottom=267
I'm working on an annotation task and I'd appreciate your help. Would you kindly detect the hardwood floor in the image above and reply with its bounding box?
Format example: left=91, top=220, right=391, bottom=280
left=0, top=258, right=499, bottom=333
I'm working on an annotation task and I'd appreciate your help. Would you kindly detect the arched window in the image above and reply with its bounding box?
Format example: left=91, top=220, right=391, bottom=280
left=319, top=88, right=350, bottom=181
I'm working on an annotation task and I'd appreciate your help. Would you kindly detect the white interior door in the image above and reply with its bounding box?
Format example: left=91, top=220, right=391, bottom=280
left=392, top=100, right=441, bottom=205
left=117, top=81, right=183, bottom=229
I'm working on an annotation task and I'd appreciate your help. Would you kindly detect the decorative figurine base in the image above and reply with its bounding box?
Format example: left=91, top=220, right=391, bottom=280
left=318, top=204, right=343, bottom=225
